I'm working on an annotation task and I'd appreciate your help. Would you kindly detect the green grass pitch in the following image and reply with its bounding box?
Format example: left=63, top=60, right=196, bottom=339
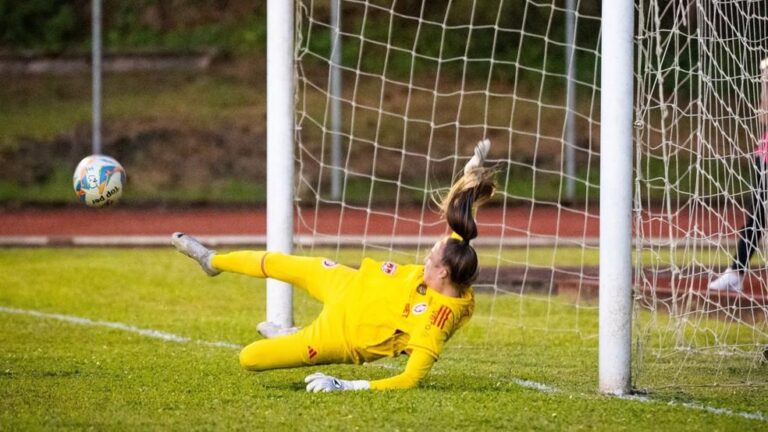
left=0, top=248, right=766, bottom=430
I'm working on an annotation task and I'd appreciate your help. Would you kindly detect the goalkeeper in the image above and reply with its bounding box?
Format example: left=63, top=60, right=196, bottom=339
left=710, top=58, right=768, bottom=292
left=172, top=140, right=496, bottom=392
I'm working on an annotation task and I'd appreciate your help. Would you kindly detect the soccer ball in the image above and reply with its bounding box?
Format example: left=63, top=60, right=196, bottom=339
left=73, top=155, right=126, bottom=208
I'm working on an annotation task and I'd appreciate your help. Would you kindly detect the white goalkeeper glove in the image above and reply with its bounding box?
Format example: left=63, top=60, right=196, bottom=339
left=304, top=372, right=370, bottom=393
left=464, top=139, right=491, bottom=175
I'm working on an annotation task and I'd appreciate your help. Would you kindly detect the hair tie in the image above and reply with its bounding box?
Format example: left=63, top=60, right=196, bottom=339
left=450, top=231, right=471, bottom=245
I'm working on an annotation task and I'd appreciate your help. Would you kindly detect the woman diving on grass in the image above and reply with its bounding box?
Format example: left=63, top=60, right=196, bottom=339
left=172, top=140, right=496, bottom=391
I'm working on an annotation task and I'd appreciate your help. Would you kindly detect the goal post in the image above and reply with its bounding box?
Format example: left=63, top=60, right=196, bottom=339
left=266, top=0, right=295, bottom=329
left=598, top=0, right=634, bottom=395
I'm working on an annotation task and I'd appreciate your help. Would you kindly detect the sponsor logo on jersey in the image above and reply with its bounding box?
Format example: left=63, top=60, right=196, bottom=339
left=322, top=258, right=337, bottom=268
left=430, top=305, right=453, bottom=329
left=412, top=302, right=428, bottom=315
left=381, top=261, right=397, bottom=275
left=401, top=303, right=410, bottom=317
left=307, top=345, right=318, bottom=360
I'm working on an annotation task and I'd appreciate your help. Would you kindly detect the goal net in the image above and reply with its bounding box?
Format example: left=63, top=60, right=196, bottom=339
left=291, top=0, right=767, bottom=392
left=634, top=0, right=768, bottom=389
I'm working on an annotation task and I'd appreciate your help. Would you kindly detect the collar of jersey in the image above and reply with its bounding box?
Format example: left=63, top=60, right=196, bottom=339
left=423, top=284, right=474, bottom=304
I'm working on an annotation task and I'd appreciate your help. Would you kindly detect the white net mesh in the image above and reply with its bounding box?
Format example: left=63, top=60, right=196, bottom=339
left=295, top=0, right=602, bottom=329
left=635, top=0, right=768, bottom=388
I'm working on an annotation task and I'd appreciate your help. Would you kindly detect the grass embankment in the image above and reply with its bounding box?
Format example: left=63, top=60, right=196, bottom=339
left=0, top=66, right=743, bottom=208
left=0, top=68, right=269, bottom=205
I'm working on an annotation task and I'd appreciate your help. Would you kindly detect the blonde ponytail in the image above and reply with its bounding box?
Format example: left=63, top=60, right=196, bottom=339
left=435, top=143, right=497, bottom=289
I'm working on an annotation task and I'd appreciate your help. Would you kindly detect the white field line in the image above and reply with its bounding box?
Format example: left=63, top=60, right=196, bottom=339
left=0, top=306, right=241, bottom=350
left=616, top=394, right=768, bottom=423
left=1, top=305, right=765, bottom=422
left=508, top=380, right=767, bottom=423
left=512, top=378, right=558, bottom=393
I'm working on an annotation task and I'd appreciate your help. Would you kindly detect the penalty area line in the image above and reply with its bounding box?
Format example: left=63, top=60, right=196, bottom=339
left=0, top=305, right=242, bottom=350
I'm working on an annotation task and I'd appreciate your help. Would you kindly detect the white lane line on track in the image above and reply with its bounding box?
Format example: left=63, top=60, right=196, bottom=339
left=2, top=305, right=765, bottom=422
left=0, top=235, right=600, bottom=247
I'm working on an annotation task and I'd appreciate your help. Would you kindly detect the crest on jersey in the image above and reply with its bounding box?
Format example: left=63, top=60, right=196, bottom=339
left=381, top=261, right=397, bottom=275
left=417, top=284, right=427, bottom=295
left=412, top=302, right=428, bottom=315
left=322, top=258, right=337, bottom=268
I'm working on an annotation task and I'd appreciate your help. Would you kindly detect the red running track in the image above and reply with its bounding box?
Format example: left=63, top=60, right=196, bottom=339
left=1, top=206, right=587, bottom=237
left=0, top=205, right=748, bottom=238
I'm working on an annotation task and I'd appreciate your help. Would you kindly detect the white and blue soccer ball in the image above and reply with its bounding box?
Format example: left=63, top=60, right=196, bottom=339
left=73, top=155, right=126, bottom=208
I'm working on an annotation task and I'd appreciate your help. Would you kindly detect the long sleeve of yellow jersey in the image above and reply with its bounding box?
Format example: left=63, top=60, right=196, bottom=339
left=369, top=349, right=435, bottom=390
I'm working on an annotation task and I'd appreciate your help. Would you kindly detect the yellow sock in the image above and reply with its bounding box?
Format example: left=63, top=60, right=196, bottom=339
left=211, top=251, right=268, bottom=278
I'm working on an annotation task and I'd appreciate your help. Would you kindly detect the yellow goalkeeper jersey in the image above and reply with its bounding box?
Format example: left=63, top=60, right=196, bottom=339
left=218, top=251, right=474, bottom=389
left=340, top=257, right=475, bottom=364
